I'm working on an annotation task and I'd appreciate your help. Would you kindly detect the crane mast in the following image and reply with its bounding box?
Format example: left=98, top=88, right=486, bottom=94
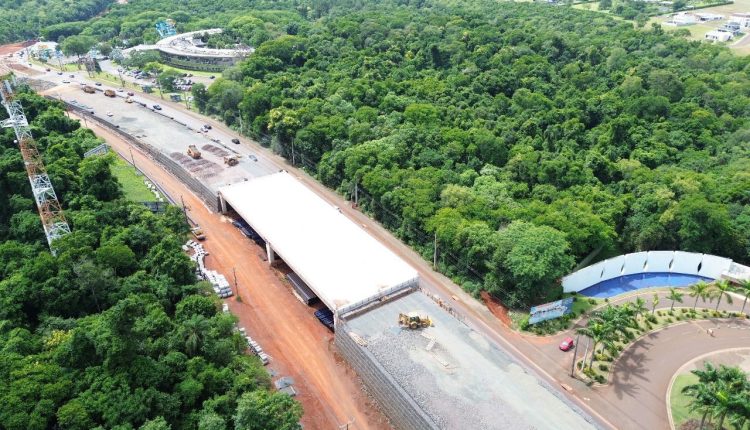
left=0, top=78, right=71, bottom=251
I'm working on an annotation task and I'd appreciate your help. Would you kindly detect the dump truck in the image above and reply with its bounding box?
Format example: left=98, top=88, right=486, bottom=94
left=103, top=89, right=116, bottom=97
left=82, top=86, right=95, bottom=94
left=187, top=145, right=201, bottom=159
left=398, top=312, right=432, bottom=329
left=224, top=155, right=238, bottom=166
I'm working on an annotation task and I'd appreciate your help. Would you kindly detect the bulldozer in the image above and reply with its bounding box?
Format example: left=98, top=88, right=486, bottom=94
left=224, top=155, right=238, bottom=166
left=398, top=312, right=432, bottom=329
left=187, top=145, right=201, bottom=159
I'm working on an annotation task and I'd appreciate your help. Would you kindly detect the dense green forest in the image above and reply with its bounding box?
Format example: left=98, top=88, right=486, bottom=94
left=192, top=0, right=750, bottom=306
left=0, top=0, right=114, bottom=45
left=38, top=0, right=750, bottom=307
left=0, top=90, right=301, bottom=429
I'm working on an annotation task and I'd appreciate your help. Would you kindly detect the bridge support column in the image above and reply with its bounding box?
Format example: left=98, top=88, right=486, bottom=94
left=218, top=194, right=227, bottom=213
left=266, top=242, right=275, bottom=265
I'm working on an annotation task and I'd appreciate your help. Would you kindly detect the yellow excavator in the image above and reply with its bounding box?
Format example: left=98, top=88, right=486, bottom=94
left=398, top=312, right=432, bottom=329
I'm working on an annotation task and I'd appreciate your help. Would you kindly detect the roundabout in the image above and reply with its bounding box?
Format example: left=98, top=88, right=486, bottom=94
left=602, top=318, right=750, bottom=429
left=667, top=348, right=750, bottom=430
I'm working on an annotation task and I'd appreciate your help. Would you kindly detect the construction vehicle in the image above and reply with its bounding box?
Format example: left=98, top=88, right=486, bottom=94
left=187, top=145, right=201, bottom=159
left=82, top=86, right=95, bottom=94
left=103, top=89, right=116, bottom=97
left=191, top=226, right=205, bottom=241
left=398, top=312, right=432, bottom=329
left=224, top=155, right=238, bottom=166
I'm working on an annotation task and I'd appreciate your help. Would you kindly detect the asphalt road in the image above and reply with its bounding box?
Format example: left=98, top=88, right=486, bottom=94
left=609, top=319, right=750, bottom=429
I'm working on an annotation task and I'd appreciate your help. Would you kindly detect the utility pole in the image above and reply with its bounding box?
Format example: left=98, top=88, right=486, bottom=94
left=129, top=147, right=137, bottom=170
left=57, top=94, right=69, bottom=118
left=180, top=195, right=189, bottom=226
left=117, top=69, right=125, bottom=88
left=183, top=90, right=190, bottom=110
left=291, top=138, right=296, bottom=165
left=433, top=232, right=438, bottom=270
left=570, top=334, right=580, bottom=377
left=237, top=112, right=244, bottom=135
left=338, top=418, right=355, bottom=430
left=233, top=267, right=238, bottom=293
left=354, top=181, right=359, bottom=206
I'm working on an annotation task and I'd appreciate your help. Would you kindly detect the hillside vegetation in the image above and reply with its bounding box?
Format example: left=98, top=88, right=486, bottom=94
left=0, top=0, right=114, bottom=45
left=0, top=91, right=301, bottom=430
left=64, top=0, right=750, bottom=307
left=197, top=1, right=750, bottom=306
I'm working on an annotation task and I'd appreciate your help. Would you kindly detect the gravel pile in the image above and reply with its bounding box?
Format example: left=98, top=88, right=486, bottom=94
left=366, top=328, right=524, bottom=430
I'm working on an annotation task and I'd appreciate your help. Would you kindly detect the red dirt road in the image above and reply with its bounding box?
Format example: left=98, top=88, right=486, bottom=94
left=74, top=114, right=391, bottom=430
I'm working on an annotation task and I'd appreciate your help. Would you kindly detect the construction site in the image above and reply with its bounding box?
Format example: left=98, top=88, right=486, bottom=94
left=338, top=290, right=597, bottom=429
left=0, top=60, right=607, bottom=429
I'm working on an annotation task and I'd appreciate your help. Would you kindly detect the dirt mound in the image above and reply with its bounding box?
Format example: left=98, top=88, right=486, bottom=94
left=480, top=291, right=511, bottom=327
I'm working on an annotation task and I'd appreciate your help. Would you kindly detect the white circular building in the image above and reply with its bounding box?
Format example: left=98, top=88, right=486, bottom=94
left=125, top=29, right=253, bottom=72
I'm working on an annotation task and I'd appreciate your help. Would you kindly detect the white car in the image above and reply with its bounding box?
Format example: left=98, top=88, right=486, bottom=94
left=222, top=303, right=229, bottom=313
left=106, top=111, right=113, bottom=117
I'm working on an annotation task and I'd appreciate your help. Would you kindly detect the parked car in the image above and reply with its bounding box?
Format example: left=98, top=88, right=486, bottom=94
left=127, top=91, right=134, bottom=96
left=559, top=337, right=575, bottom=351
left=57, top=71, right=63, bottom=75
left=248, top=154, right=258, bottom=162
left=106, top=111, right=114, bottom=117
left=62, top=80, right=70, bottom=84
left=231, top=138, right=240, bottom=144
left=94, top=82, right=102, bottom=86
left=45, top=68, right=50, bottom=72
left=152, top=104, right=162, bottom=110
left=69, top=74, right=74, bottom=78
left=204, top=124, right=212, bottom=130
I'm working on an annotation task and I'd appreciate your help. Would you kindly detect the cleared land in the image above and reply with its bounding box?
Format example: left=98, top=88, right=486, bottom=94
left=648, top=0, right=750, bottom=53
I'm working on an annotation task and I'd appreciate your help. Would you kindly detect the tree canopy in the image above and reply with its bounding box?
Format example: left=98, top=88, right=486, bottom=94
left=0, top=90, right=301, bottom=430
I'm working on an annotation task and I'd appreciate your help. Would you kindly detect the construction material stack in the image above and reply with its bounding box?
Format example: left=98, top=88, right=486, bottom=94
left=185, top=240, right=232, bottom=298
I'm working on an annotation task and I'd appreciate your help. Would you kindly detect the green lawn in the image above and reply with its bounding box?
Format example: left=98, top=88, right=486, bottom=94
left=671, top=373, right=699, bottom=428
left=111, top=156, right=158, bottom=202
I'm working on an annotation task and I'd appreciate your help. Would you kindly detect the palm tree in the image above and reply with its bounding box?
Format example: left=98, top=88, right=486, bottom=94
left=736, top=279, right=750, bottom=315
left=667, top=288, right=684, bottom=311
left=683, top=381, right=715, bottom=430
left=576, top=319, right=613, bottom=369
left=710, top=280, right=734, bottom=312
left=633, top=297, right=648, bottom=322
left=651, top=293, right=659, bottom=315
left=181, top=315, right=210, bottom=357
left=683, top=362, right=721, bottom=430
left=689, top=281, right=710, bottom=310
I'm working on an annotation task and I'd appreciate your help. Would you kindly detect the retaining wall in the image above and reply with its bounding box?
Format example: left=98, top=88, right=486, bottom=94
left=334, top=321, right=437, bottom=430
left=56, top=98, right=220, bottom=211
left=562, top=251, right=734, bottom=293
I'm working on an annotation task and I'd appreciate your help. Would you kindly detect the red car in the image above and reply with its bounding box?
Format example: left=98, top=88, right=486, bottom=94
left=559, top=337, right=575, bottom=351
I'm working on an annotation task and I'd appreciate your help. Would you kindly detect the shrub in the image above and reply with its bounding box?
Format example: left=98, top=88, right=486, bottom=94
left=676, top=316, right=682, bottom=321
left=599, top=363, right=609, bottom=372
left=595, top=374, right=606, bottom=384
left=519, top=315, right=530, bottom=331
left=680, top=309, right=687, bottom=314
left=588, top=298, right=597, bottom=305
left=657, top=311, right=664, bottom=317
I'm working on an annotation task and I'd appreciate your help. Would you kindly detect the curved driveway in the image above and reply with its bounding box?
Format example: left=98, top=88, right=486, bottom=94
left=607, top=319, right=750, bottom=429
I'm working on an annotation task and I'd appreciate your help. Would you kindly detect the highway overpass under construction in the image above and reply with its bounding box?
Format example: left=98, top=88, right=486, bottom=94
left=218, top=171, right=419, bottom=315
